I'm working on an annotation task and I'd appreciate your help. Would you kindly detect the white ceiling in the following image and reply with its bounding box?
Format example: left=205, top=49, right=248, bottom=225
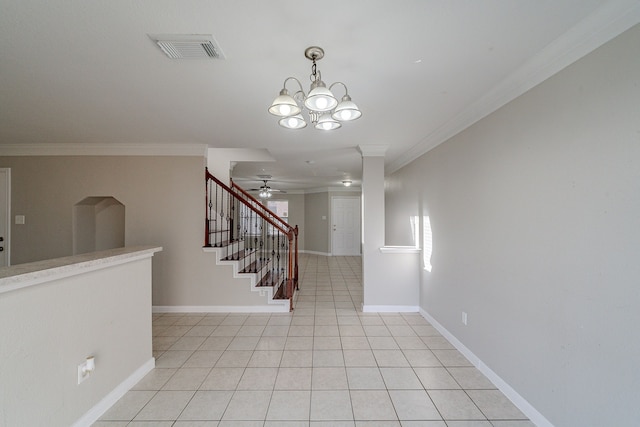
left=1, top=0, right=638, bottom=191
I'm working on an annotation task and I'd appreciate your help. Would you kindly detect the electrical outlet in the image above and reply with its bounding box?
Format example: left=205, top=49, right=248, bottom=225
left=462, top=311, right=468, bottom=326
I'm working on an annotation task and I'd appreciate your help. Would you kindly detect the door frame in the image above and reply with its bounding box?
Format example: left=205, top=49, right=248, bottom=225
left=0, top=168, right=11, bottom=266
left=330, top=195, right=361, bottom=256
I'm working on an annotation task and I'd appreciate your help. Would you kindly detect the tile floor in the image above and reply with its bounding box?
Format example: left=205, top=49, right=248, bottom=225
left=94, top=254, right=533, bottom=427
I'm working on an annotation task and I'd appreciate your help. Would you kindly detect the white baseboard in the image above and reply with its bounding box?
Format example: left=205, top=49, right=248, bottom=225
left=72, top=357, right=155, bottom=427
left=300, top=250, right=332, bottom=256
left=362, top=305, right=419, bottom=313
left=153, top=305, right=289, bottom=313
left=419, top=308, right=554, bottom=427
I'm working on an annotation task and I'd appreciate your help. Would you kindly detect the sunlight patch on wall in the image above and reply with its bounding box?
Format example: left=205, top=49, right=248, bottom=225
left=411, top=215, right=433, bottom=272
left=410, top=216, right=420, bottom=248
left=423, top=216, right=433, bottom=272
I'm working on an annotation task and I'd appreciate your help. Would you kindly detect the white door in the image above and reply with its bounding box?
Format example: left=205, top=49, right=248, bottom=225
left=331, top=196, right=361, bottom=256
left=0, top=169, right=10, bottom=266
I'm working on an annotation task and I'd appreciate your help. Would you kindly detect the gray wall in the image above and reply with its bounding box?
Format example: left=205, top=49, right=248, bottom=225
left=385, top=25, right=640, bottom=426
left=304, top=192, right=330, bottom=254
left=0, top=155, right=333, bottom=307
left=303, top=190, right=362, bottom=255
left=0, top=156, right=270, bottom=307
left=266, top=193, right=305, bottom=251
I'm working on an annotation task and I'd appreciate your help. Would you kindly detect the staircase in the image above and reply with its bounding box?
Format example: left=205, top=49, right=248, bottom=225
left=204, top=169, right=299, bottom=311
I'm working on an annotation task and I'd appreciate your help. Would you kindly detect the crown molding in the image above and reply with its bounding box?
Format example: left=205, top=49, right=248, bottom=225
left=387, top=0, right=640, bottom=174
left=0, top=143, right=208, bottom=157
left=358, top=144, right=388, bottom=157
left=304, top=186, right=362, bottom=194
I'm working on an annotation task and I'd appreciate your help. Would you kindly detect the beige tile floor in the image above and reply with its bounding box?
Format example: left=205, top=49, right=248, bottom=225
left=94, top=254, right=533, bottom=427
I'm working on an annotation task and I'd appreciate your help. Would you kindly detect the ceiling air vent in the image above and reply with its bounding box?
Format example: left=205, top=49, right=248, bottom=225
left=149, top=34, right=225, bottom=59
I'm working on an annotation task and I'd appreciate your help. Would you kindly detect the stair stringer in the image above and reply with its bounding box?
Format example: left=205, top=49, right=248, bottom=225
left=202, top=245, right=289, bottom=311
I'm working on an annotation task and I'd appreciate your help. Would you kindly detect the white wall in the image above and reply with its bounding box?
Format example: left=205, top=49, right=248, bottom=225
left=385, top=24, right=640, bottom=427
left=0, top=250, right=156, bottom=426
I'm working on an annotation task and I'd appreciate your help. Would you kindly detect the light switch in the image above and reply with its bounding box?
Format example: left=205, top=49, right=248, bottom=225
left=15, top=215, right=25, bottom=225
left=321, top=216, right=327, bottom=220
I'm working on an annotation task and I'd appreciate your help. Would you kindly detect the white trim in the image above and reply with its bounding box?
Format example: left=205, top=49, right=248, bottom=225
left=362, top=305, right=419, bottom=313
left=357, top=144, right=388, bottom=157
left=153, top=305, right=289, bottom=313
left=302, top=187, right=362, bottom=194
left=0, top=246, right=162, bottom=295
left=71, top=357, right=155, bottom=427
left=419, top=308, right=554, bottom=427
left=0, top=143, right=208, bottom=157
left=379, top=246, right=421, bottom=254
left=387, top=0, right=640, bottom=174
left=300, top=250, right=331, bottom=257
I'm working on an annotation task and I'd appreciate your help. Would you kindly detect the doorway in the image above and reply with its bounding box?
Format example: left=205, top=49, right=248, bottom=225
left=331, top=196, right=361, bottom=256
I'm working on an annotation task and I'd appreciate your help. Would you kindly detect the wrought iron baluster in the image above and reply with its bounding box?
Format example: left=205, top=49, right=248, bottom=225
left=236, top=197, right=242, bottom=258
left=206, top=178, right=212, bottom=246
left=205, top=172, right=300, bottom=309
left=214, top=182, right=219, bottom=246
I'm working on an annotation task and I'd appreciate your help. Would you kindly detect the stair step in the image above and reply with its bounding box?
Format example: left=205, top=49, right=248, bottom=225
left=272, top=282, right=288, bottom=299
left=207, top=238, right=243, bottom=248
left=223, top=248, right=255, bottom=261
left=256, top=269, right=285, bottom=287
left=239, top=258, right=270, bottom=274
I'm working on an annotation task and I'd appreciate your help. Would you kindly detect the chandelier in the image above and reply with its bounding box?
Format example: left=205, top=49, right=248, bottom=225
left=268, top=46, right=362, bottom=130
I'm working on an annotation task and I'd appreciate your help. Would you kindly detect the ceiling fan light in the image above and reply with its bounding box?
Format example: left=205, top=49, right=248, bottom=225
left=315, top=113, right=341, bottom=131
left=332, top=96, right=362, bottom=121
left=268, top=89, right=301, bottom=117
left=304, top=82, right=338, bottom=112
left=279, top=114, right=307, bottom=129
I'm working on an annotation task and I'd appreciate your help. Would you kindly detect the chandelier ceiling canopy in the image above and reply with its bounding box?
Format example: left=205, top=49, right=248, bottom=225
left=269, top=46, right=362, bottom=130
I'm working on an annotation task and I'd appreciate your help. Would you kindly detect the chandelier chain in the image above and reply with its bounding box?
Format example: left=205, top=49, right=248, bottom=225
left=310, top=59, right=317, bottom=82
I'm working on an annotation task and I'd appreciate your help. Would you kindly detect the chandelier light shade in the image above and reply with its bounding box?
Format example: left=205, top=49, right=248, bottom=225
left=305, top=81, right=338, bottom=112
left=332, top=95, right=362, bottom=121
left=269, top=46, right=361, bottom=130
left=279, top=114, right=307, bottom=129
left=268, top=89, right=301, bottom=117
left=316, top=113, right=341, bottom=130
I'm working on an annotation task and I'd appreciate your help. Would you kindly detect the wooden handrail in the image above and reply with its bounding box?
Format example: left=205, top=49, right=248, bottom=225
left=230, top=178, right=295, bottom=234
left=206, top=168, right=300, bottom=310
left=206, top=169, right=292, bottom=238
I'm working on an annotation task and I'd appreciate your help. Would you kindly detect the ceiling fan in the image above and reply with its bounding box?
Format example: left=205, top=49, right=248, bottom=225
left=247, top=176, right=286, bottom=198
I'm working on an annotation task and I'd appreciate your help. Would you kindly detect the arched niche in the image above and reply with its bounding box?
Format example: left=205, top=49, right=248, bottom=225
left=73, top=196, right=125, bottom=255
